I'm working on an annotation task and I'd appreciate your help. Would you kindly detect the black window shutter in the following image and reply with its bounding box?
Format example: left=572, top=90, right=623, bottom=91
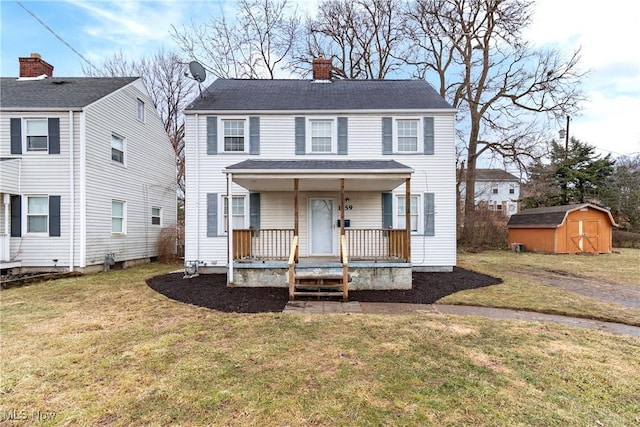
left=295, top=117, right=305, bottom=155
left=48, top=118, right=60, bottom=154
left=207, top=193, right=218, bottom=237
left=337, top=117, right=348, bottom=155
left=10, top=195, right=21, bottom=237
left=424, top=192, right=435, bottom=236
left=382, top=117, right=392, bottom=155
left=207, top=116, right=217, bottom=155
left=10, top=118, right=22, bottom=155
left=249, top=117, right=260, bottom=155
left=424, top=117, right=434, bottom=155
left=382, top=193, right=393, bottom=229
left=49, top=195, right=61, bottom=236
left=250, top=193, right=260, bottom=229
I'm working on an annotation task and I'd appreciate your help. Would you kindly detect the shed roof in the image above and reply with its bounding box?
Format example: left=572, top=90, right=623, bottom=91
left=507, top=203, right=618, bottom=228
left=186, top=79, right=454, bottom=112
left=0, top=77, right=138, bottom=110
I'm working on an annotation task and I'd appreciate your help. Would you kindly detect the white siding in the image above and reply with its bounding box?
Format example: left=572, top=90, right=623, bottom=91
left=1, top=112, right=72, bottom=267
left=83, top=82, right=176, bottom=266
left=185, top=111, right=457, bottom=268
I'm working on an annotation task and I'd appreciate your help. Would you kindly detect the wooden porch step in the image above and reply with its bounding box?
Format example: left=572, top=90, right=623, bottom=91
left=294, top=272, right=345, bottom=281
left=293, top=291, right=345, bottom=298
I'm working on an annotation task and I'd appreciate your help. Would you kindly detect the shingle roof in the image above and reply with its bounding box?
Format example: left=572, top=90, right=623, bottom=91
left=507, top=203, right=617, bottom=228
left=0, top=77, right=138, bottom=109
left=225, top=159, right=412, bottom=171
left=186, top=79, right=453, bottom=111
left=459, top=169, right=519, bottom=182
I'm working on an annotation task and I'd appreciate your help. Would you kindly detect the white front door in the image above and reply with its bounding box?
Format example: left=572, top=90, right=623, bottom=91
left=309, top=198, right=335, bottom=255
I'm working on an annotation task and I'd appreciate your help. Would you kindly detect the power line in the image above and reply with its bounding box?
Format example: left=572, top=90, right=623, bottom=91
left=15, top=0, right=99, bottom=73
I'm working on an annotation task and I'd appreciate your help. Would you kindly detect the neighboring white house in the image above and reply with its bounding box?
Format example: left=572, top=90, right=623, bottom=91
left=183, top=58, right=457, bottom=297
left=459, top=169, right=520, bottom=216
left=0, top=54, right=176, bottom=273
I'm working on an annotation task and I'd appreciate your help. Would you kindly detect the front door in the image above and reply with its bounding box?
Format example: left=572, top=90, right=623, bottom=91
left=309, top=198, right=335, bottom=255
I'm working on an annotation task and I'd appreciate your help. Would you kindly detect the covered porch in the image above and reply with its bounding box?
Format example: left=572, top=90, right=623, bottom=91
left=1, top=158, right=21, bottom=270
left=223, top=160, right=414, bottom=300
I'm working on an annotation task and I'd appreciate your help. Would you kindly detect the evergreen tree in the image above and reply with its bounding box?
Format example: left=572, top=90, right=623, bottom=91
left=600, top=155, right=640, bottom=232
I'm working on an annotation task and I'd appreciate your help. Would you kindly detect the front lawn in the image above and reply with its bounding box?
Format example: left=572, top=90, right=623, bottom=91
left=1, top=262, right=639, bottom=426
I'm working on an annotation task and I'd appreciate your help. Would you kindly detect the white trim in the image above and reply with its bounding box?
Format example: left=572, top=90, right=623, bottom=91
left=222, top=195, right=248, bottom=234
left=68, top=110, right=74, bottom=272
left=306, top=117, right=337, bottom=154
left=218, top=117, right=249, bottom=154
left=79, top=111, right=87, bottom=267
left=136, top=98, right=145, bottom=123
left=227, top=172, right=233, bottom=284
left=151, top=206, right=162, bottom=226
left=111, top=199, right=127, bottom=235
left=110, top=132, right=127, bottom=166
left=24, top=194, right=49, bottom=235
left=393, top=117, right=422, bottom=154
left=22, top=117, right=49, bottom=153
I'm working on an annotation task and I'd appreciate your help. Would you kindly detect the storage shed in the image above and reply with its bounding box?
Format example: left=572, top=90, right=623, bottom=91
left=507, top=203, right=617, bottom=254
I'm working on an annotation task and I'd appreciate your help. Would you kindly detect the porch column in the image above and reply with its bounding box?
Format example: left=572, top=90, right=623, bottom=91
left=405, top=177, right=411, bottom=261
left=227, top=172, right=234, bottom=284
left=294, top=178, right=299, bottom=262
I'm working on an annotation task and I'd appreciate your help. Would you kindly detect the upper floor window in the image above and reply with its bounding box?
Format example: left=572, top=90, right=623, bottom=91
left=396, top=120, right=418, bottom=152
left=223, top=196, right=246, bottom=231
left=112, top=200, right=126, bottom=234
left=310, top=120, right=333, bottom=153
left=492, top=188, right=499, bottom=194
left=397, top=195, right=419, bottom=232
left=27, top=196, right=48, bottom=233
left=111, top=133, right=125, bottom=164
left=509, top=188, right=515, bottom=194
left=223, top=119, right=245, bottom=152
left=26, top=119, right=48, bottom=151
left=136, top=99, right=145, bottom=122
left=151, top=207, right=161, bottom=226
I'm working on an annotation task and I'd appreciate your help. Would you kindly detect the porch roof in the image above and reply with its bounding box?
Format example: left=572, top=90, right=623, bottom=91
left=224, top=160, right=413, bottom=192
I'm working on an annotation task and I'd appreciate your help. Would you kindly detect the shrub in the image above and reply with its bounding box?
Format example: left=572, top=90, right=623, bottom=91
left=613, top=229, right=640, bottom=248
left=156, top=225, right=179, bottom=263
left=458, top=209, right=509, bottom=250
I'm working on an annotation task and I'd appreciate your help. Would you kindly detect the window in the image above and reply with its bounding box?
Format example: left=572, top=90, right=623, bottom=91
left=151, top=207, right=161, bottom=226
left=223, top=120, right=245, bottom=152
left=112, top=200, right=126, bottom=234
left=497, top=204, right=503, bottom=210
left=27, top=196, right=48, bottom=233
left=223, top=196, right=246, bottom=231
left=509, top=188, right=515, bottom=194
left=310, top=120, right=333, bottom=153
left=492, top=188, right=499, bottom=194
left=26, top=119, right=48, bottom=151
left=111, top=134, right=125, bottom=163
left=136, top=99, right=145, bottom=122
left=396, top=120, right=418, bottom=152
left=397, top=195, right=419, bottom=232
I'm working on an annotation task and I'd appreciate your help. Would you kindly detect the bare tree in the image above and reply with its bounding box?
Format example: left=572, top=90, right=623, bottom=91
left=85, top=50, right=197, bottom=198
left=404, top=0, right=585, bottom=239
left=171, top=0, right=300, bottom=79
left=294, top=0, right=407, bottom=79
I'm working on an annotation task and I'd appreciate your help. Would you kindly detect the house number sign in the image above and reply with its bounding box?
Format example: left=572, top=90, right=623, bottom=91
left=338, top=204, right=353, bottom=210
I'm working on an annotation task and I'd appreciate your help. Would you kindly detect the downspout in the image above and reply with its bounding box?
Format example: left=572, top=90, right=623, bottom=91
left=68, top=110, right=74, bottom=272
left=79, top=111, right=87, bottom=268
left=194, top=114, right=200, bottom=264
left=227, top=172, right=234, bottom=284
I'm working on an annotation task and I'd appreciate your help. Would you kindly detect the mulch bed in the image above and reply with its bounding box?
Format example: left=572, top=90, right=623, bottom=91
left=146, top=267, right=502, bottom=313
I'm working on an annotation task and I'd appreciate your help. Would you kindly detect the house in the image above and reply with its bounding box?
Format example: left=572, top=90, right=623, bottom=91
left=459, top=168, right=520, bottom=216
left=183, top=57, right=457, bottom=299
left=1, top=54, right=176, bottom=274
left=507, top=203, right=617, bottom=254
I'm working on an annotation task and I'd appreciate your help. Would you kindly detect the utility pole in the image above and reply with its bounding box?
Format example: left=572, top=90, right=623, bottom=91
left=565, top=115, right=570, bottom=155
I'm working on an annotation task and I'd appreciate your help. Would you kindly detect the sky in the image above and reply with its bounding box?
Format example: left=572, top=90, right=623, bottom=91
left=1, top=0, right=639, bottom=161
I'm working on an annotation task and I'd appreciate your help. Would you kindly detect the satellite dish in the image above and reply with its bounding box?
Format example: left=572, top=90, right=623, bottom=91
left=188, top=61, right=206, bottom=83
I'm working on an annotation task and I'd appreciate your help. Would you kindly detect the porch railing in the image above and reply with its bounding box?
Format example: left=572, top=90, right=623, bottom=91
left=233, top=228, right=409, bottom=262
left=233, top=229, right=295, bottom=260
left=345, top=229, right=410, bottom=262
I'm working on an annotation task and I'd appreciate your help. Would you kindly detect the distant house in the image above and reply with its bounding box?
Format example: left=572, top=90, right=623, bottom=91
left=183, top=57, right=458, bottom=299
left=1, top=54, right=176, bottom=273
left=459, top=168, right=520, bottom=216
left=507, top=203, right=617, bottom=254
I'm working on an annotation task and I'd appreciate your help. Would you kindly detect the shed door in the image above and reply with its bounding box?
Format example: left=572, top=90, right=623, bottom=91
left=568, top=220, right=599, bottom=253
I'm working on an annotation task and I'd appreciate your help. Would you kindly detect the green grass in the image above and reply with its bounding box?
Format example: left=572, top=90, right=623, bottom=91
left=445, top=248, right=640, bottom=326
left=1, top=261, right=639, bottom=426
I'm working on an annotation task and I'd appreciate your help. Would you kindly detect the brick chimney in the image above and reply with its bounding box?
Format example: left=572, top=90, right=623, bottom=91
left=312, top=57, right=332, bottom=80
left=19, top=53, right=54, bottom=78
